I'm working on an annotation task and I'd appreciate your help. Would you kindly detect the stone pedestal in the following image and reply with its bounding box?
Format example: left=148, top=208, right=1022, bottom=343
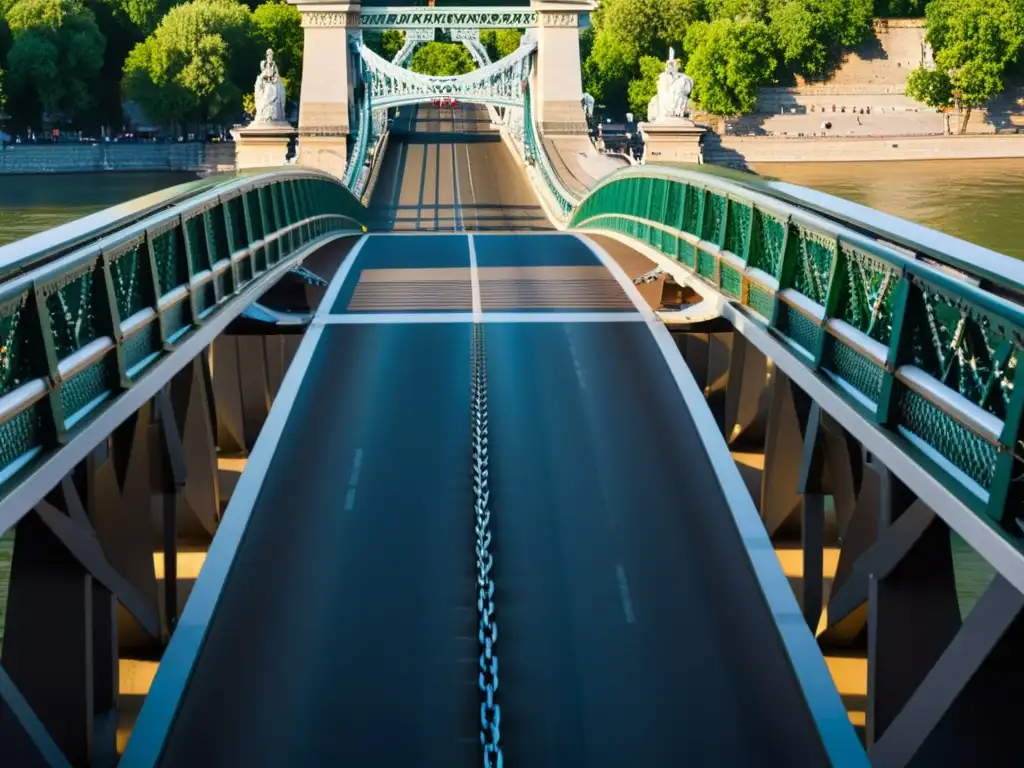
left=290, top=1, right=360, bottom=179
left=531, top=0, right=596, bottom=135
left=232, top=122, right=294, bottom=169
left=639, top=119, right=707, bottom=165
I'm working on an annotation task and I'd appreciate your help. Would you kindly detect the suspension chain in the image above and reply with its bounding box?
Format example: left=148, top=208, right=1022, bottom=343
left=472, top=324, right=502, bottom=768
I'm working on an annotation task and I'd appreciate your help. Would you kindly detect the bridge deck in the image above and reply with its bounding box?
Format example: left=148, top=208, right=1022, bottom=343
left=139, top=233, right=832, bottom=766
left=368, top=104, right=551, bottom=232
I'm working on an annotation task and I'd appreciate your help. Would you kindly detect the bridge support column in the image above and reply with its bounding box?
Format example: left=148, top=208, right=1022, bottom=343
left=531, top=0, right=593, bottom=135
left=292, top=2, right=361, bottom=179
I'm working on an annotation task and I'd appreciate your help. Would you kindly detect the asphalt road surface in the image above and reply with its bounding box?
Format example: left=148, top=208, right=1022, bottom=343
left=368, top=104, right=550, bottom=232
left=155, top=233, right=831, bottom=765
left=160, top=319, right=480, bottom=767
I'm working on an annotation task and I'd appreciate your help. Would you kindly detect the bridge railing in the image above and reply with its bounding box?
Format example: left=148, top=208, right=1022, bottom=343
left=571, top=164, right=1024, bottom=539
left=522, top=86, right=578, bottom=220
left=0, top=168, right=365, bottom=503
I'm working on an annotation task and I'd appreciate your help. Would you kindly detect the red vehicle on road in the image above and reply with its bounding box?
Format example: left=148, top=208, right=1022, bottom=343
left=431, top=97, right=460, bottom=109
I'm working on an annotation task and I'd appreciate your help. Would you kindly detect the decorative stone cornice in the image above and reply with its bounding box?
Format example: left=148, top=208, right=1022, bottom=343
left=301, top=10, right=358, bottom=28
left=359, top=7, right=536, bottom=29
left=537, top=12, right=578, bottom=27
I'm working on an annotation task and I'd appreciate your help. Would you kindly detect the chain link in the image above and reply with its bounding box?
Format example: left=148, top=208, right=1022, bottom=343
left=472, top=324, right=502, bottom=768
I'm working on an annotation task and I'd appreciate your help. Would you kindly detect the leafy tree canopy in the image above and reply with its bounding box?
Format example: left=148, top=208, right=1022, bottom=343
left=363, top=29, right=406, bottom=61
left=409, top=41, right=474, bottom=76
left=122, top=0, right=260, bottom=129
left=684, top=16, right=778, bottom=115
left=479, top=28, right=520, bottom=60
left=4, top=0, right=106, bottom=126
left=907, top=0, right=1024, bottom=131
left=252, top=0, right=301, bottom=100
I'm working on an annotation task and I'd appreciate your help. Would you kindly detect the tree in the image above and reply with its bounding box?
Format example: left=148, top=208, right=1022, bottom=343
left=253, top=0, right=301, bottom=101
left=479, top=28, right=520, bottom=60
left=873, top=0, right=927, bottom=16
left=0, top=13, right=11, bottom=61
left=626, top=55, right=663, bottom=117
left=907, top=0, right=1024, bottom=132
left=120, top=0, right=173, bottom=34
left=685, top=17, right=777, bottom=116
left=122, top=0, right=260, bottom=131
left=4, top=0, right=106, bottom=127
left=409, top=41, right=474, bottom=76
left=363, top=29, right=404, bottom=60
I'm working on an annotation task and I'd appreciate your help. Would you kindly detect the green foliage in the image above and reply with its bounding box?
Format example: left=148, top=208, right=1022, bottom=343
left=581, top=0, right=873, bottom=119
left=479, top=28, right=520, bottom=60
left=364, top=29, right=405, bottom=60
left=4, top=0, right=106, bottom=126
left=122, top=0, right=260, bottom=129
left=121, top=0, right=172, bottom=34
left=252, top=0, right=301, bottom=101
left=626, top=55, right=663, bottom=116
left=409, top=41, right=474, bottom=76
left=0, top=14, right=11, bottom=63
left=906, top=66, right=953, bottom=107
left=684, top=17, right=777, bottom=115
left=908, top=0, right=1024, bottom=131
left=873, top=0, right=928, bottom=16
left=0, top=66, right=6, bottom=117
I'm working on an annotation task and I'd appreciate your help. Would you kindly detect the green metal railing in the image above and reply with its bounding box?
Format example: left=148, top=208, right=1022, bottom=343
left=571, top=165, right=1024, bottom=535
left=344, top=81, right=374, bottom=192
left=522, top=86, right=577, bottom=219
left=0, top=169, right=366, bottom=489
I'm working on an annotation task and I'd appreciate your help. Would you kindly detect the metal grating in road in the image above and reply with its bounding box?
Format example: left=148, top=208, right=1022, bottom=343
left=347, top=267, right=473, bottom=311
left=478, top=266, right=635, bottom=310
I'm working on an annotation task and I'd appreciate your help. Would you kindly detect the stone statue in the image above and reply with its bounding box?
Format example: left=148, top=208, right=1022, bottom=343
left=581, top=93, right=595, bottom=121
left=254, top=49, right=287, bottom=124
left=646, top=48, right=694, bottom=123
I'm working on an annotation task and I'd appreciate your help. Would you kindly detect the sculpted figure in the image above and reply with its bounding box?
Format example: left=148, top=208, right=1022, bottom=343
left=646, top=48, right=694, bottom=122
left=254, top=49, right=287, bottom=124
left=581, top=93, right=595, bottom=121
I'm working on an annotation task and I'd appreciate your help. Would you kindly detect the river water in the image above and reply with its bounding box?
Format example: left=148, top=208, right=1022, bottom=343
left=0, top=171, right=201, bottom=247
left=0, top=161, right=1008, bottom=640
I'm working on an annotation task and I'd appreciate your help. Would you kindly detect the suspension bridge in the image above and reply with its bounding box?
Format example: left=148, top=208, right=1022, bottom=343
left=1, top=5, right=1023, bottom=767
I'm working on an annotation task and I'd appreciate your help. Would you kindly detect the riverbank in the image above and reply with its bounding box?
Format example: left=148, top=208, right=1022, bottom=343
left=0, top=143, right=236, bottom=175
left=704, top=133, right=1024, bottom=167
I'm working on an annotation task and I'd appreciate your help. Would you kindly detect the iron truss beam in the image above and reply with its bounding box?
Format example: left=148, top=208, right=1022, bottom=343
left=359, top=6, right=536, bottom=29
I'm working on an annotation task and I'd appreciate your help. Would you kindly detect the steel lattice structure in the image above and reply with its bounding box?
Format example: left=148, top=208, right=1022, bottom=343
left=354, top=34, right=536, bottom=109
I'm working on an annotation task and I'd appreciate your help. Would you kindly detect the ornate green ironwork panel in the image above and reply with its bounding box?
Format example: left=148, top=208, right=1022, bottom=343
left=749, top=210, right=786, bottom=278
left=697, top=249, right=716, bottom=281
left=184, top=215, right=208, bottom=275
left=897, top=385, right=999, bottom=489
left=903, top=276, right=1020, bottom=421
left=724, top=201, right=751, bottom=258
left=720, top=264, right=742, bottom=299
left=747, top=283, right=774, bottom=319
left=152, top=226, right=188, bottom=297
left=42, top=264, right=102, bottom=359
left=792, top=227, right=834, bottom=305
left=783, top=306, right=820, bottom=357
left=703, top=193, right=726, bottom=246
left=0, top=170, right=367, bottom=494
left=665, top=182, right=684, bottom=229
left=108, top=241, right=148, bottom=322
left=682, top=186, right=703, bottom=236
left=204, top=209, right=230, bottom=263
left=836, top=244, right=899, bottom=345
left=568, top=166, right=1024, bottom=530
left=824, top=338, right=885, bottom=403
left=0, top=295, right=33, bottom=397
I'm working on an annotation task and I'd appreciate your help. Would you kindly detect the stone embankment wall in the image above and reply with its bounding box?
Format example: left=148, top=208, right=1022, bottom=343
left=0, top=142, right=237, bottom=174
left=703, top=133, right=1024, bottom=166
left=725, top=19, right=1024, bottom=140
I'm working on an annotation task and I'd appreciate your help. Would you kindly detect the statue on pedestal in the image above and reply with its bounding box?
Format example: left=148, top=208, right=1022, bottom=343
left=646, top=48, right=694, bottom=123
left=254, top=49, right=287, bottom=125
